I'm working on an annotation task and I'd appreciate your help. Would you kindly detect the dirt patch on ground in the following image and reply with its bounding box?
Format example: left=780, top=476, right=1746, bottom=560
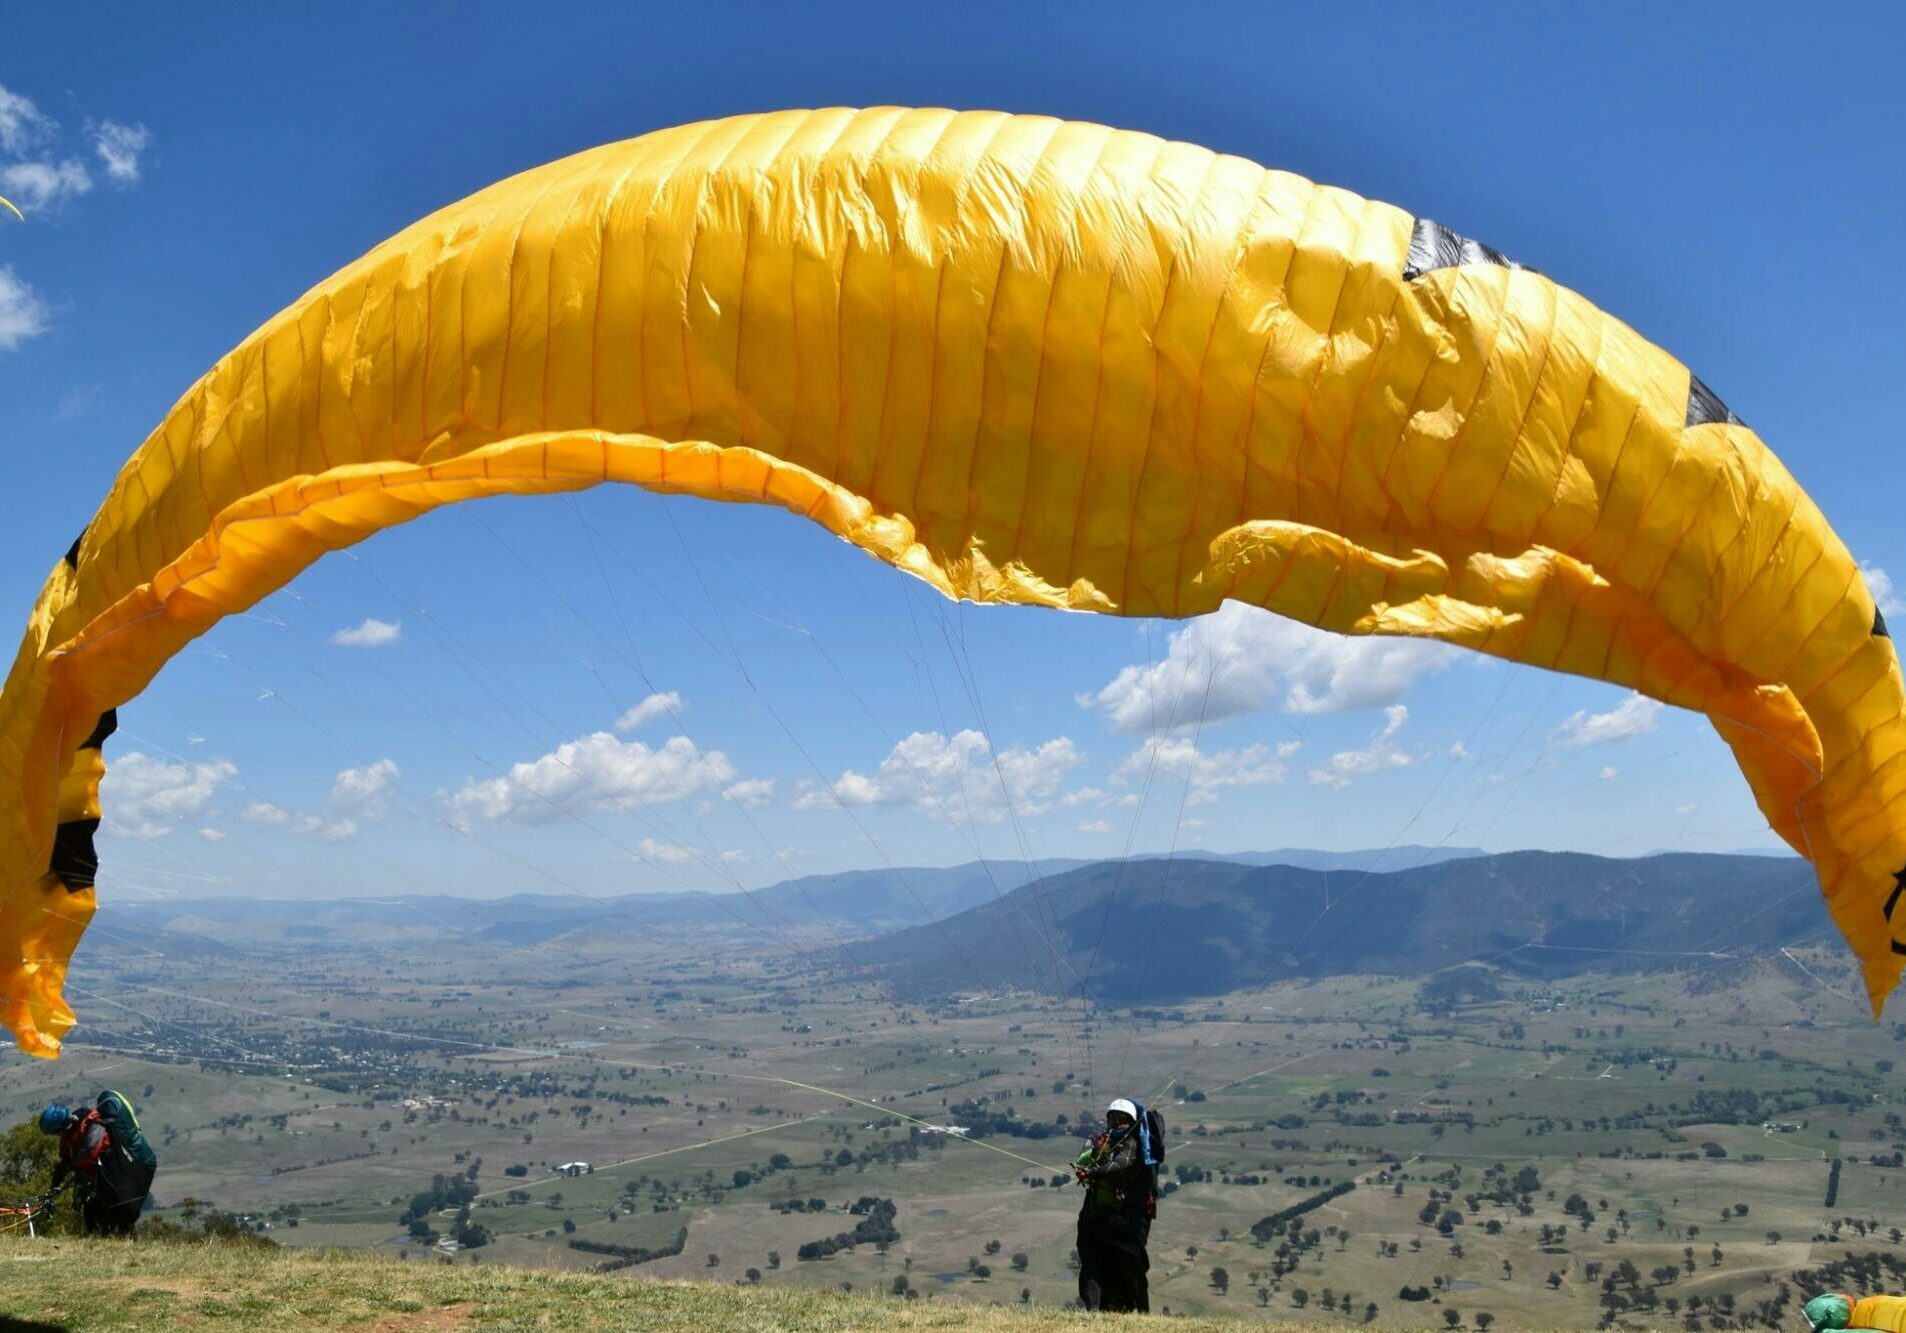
left=370, top=1303, right=475, bottom=1331
left=111, top=1275, right=209, bottom=1303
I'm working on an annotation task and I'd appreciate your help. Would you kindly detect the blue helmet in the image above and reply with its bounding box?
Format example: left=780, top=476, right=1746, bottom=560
left=38, top=1103, right=72, bottom=1135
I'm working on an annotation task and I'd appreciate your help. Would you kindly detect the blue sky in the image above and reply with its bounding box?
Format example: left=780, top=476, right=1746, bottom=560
left=0, top=3, right=1899, bottom=899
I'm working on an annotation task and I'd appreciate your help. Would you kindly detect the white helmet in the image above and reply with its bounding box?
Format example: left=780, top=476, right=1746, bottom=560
left=1106, top=1098, right=1139, bottom=1121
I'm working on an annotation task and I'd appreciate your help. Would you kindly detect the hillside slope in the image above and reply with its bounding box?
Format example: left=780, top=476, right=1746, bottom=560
left=851, top=850, right=1821, bottom=1000
left=0, top=1235, right=1292, bottom=1331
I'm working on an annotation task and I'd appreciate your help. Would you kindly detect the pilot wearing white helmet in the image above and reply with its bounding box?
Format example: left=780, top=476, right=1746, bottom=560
left=1072, top=1096, right=1156, bottom=1311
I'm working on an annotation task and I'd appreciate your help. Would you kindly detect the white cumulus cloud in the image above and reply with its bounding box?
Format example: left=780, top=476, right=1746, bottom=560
left=0, top=84, right=56, bottom=156
left=240, top=758, right=398, bottom=841
left=102, top=753, right=236, bottom=837
left=636, top=837, right=696, bottom=865
left=447, top=733, right=734, bottom=826
left=614, top=691, right=682, bottom=732
left=331, top=618, right=401, bottom=648
left=794, top=730, right=1080, bottom=825
left=1552, top=693, right=1661, bottom=748
left=90, top=120, right=149, bottom=184
left=0, top=266, right=48, bottom=351
left=0, top=88, right=153, bottom=350
left=0, top=88, right=150, bottom=208
left=1862, top=562, right=1904, bottom=618
left=0, top=158, right=91, bottom=211
left=1113, top=736, right=1300, bottom=805
left=329, top=758, right=398, bottom=820
left=721, top=777, right=775, bottom=809
left=1077, top=819, right=1113, bottom=834
left=1082, top=602, right=1453, bottom=735
left=1308, top=706, right=1414, bottom=790
left=241, top=800, right=355, bottom=842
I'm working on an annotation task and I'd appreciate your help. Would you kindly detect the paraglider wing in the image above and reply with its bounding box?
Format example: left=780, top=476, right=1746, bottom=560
left=2, top=108, right=1900, bottom=1056
left=0, top=196, right=24, bottom=223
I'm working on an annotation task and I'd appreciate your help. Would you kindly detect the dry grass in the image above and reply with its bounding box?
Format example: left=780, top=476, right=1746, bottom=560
left=0, top=1234, right=1304, bottom=1331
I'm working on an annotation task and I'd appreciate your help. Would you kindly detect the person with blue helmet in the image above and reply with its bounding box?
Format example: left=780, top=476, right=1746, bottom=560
left=37, top=1098, right=141, bottom=1235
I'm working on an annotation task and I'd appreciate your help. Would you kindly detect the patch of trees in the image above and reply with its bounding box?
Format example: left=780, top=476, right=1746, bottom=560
left=1666, top=1084, right=1857, bottom=1127
left=1312, top=1090, right=1372, bottom=1109
left=449, top=1204, right=491, bottom=1249
left=568, top=1227, right=688, bottom=1271
left=270, top=1148, right=380, bottom=1174
left=397, top=1172, right=477, bottom=1231
left=944, top=1099, right=1081, bottom=1141
left=796, top=1197, right=900, bottom=1260
left=1578, top=1251, right=1771, bottom=1324
left=1825, top=1158, right=1843, bottom=1208
left=1389, top=1111, right=1473, bottom=1127
left=1249, top=1180, right=1356, bottom=1242
left=1823, top=1218, right=1902, bottom=1245
left=1173, top=1164, right=1266, bottom=1186
left=1469, top=1162, right=1540, bottom=1214
left=491, top=1071, right=669, bottom=1109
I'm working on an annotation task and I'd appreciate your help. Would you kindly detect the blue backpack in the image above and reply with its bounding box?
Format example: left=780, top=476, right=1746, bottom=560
left=1130, top=1101, right=1167, bottom=1168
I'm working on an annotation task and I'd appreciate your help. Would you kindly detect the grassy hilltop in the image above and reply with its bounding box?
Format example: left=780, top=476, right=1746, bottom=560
left=0, top=1235, right=1297, bottom=1332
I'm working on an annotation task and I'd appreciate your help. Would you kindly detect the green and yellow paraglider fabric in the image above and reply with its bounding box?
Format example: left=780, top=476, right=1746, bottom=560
left=2, top=108, right=1901, bottom=1057
left=1806, top=1292, right=1906, bottom=1332
left=0, top=196, right=24, bottom=223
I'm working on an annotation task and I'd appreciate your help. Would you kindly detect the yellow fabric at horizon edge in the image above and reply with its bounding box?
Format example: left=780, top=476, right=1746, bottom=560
left=2, top=108, right=1900, bottom=1057
left=1853, top=1295, right=1906, bottom=1332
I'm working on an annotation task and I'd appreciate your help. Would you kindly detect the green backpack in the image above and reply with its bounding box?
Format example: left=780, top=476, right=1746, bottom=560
left=1804, top=1294, right=1852, bottom=1332
left=97, top=1089, right=158, bottom=1172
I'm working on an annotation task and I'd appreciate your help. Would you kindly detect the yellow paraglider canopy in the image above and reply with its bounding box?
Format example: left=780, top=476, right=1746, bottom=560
left=2, top=107, right=1900, bottom=1056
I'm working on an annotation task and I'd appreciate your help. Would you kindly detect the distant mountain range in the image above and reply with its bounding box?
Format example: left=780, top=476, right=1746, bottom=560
left=93, top=846, right=1827, bottom=1005
left=847, top=850, right=1824, bottom=1002
left=94, top=845, right=1487, bottom=948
